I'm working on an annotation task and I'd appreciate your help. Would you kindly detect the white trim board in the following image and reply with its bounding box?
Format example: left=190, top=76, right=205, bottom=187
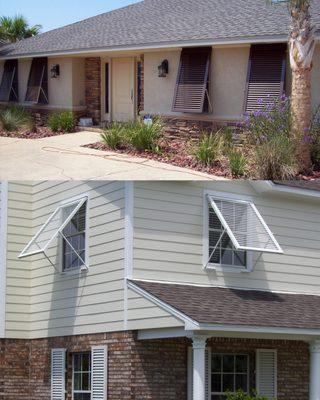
left=0, top=182, right=8, bottom=338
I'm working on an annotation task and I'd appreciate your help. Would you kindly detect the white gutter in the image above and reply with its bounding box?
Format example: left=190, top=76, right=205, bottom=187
left=2, top=33, right=319, bottom=60
left=253, top=181, right=320, bottom=200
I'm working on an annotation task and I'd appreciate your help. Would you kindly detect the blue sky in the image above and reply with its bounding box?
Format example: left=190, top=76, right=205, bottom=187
left=0, top=0, right=141, bottom=32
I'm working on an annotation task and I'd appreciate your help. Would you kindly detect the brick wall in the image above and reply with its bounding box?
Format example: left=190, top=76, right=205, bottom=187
left=0, top=334, right=309, bottom=400
left=85, top=57, right=101, bottom=124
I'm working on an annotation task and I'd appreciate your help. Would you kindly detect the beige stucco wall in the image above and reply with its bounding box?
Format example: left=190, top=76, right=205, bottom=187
left=311, top=43, right=320, bottom=109
left=72, top=58, right=85, bottom=107
left=48, top=57, right=73, bottom=107
left=211, top=46, right=250, bottom=119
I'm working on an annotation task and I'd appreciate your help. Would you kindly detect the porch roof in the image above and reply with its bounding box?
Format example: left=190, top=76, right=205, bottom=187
left=130, top=280, right=320, bottom=330
left=1, top=0, right=320, bottom=59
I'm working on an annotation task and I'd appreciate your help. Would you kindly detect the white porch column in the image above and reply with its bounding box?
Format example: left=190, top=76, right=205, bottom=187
left=310, top=341, right=320, bottom=400
left=192, top=335, right=208, bottom=400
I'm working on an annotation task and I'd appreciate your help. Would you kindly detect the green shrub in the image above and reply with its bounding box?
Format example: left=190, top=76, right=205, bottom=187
left=193, top=132, right=223, bottom=166
left=228, top=150, right=247, bottom=177
left=127, top=117, right=164, bottom=151
left=48, top=112, right=75, bottom=133
left=0, top=106, right=33, bottom=132
left=226, top=389, right=270, bottom=400
left=310, top=106, right=320, bottom=166
left=101, top=123, right=126, bottom=150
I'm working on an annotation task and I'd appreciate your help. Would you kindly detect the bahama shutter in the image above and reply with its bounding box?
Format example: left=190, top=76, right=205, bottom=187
left=91, top=346, right=108, bottom=400
left=172, top=47, right=211, bottom=113
left=25, top=57, right=48, bottom=104
left=0, top=59, right=18, bottom=102
left=244, top=44, right=287, bottom=113
left=187, top=347, right=211, bottom=400
left=256, top=349, right=277, bottom=399
left=51, top=348, right=66, bottom=400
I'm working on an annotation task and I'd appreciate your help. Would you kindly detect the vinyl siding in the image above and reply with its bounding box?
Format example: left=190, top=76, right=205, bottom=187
left=5, top=181, right=127, bottom=339
left=132, top=181, right=320, bottom=295
left=0, top=182, right=7, bottom=337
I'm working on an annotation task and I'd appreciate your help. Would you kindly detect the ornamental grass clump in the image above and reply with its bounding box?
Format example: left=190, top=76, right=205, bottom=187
left=245, top=96, right=298, bottom=180
left=228, top=150, right=247, bottom=177
left=193, top=131, right=224, bottom=167
left=0, top=106, right=33, bottom=132
left=127, top=116, right=165, bottom=152
left=48, top=112, right=75, bottom=133
left=101, top=123, right=126, bottom=150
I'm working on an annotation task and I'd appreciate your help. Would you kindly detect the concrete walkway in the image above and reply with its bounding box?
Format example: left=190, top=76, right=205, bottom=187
left=0, top=131, right=221, bottom=180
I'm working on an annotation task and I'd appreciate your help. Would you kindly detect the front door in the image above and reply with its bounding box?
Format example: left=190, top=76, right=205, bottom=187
left=112, top=58, right=135, bottom=122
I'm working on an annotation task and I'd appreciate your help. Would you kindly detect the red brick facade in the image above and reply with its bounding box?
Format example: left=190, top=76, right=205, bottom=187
left=85, top=57, right=101, bottom=124
left=0, top=333, right=310, bottom=400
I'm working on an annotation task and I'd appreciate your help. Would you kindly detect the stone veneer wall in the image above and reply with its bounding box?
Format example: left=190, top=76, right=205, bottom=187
left=0, top=333, right=309, bottom=400
left=85, top=57, right=101, bottom=124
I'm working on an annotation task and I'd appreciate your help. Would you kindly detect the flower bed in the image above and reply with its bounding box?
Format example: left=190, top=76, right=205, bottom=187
left=0, top=126, right=72, bottom=139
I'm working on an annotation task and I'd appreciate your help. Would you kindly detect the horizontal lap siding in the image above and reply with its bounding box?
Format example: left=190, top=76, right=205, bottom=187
left=5, top=182, right=33, bottom=339
left=133, top=182, right=320, bottom=295
left=6, top=181, right=126, bottom=339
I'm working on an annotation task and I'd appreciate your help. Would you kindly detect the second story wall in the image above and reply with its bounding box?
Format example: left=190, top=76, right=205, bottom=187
left=132, top=181, right=320, bottom=295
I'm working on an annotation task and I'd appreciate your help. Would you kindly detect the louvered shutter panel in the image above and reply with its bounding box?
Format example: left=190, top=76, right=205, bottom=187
left=51, top=348, right=66, bottom=400
left=0, top=59, right=18, bottom=102
left=91, top=346, right=108, bottom=400
left=187, top=347, right=211, bottom=400
left=244, top=44, right=287, bottom=113
left=172, top=47, right=211, bottom=113
left=25, top=57, right=48, bottom=104
left=256, top=349, right=277, bottom=399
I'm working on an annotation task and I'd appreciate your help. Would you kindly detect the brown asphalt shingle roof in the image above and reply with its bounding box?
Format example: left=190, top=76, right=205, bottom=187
left=131, top=280, right=320, bottom=330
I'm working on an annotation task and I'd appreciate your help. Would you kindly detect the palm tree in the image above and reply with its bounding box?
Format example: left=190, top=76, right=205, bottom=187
left=0, top=15, right=41, bottom=43
left=288, top=0, right=316, bottom=171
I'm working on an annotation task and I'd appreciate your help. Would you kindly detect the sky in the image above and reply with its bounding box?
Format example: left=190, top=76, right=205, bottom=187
left=0, top=0, right=141, bottom=32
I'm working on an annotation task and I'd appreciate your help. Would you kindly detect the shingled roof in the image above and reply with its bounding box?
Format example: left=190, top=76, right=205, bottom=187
left=130, top=280, right=320, bottom=330
left=1, top=0, right=320, bottom=58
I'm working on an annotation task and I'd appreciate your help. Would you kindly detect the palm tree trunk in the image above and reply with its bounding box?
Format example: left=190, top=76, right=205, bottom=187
left=291, top=67, right=312, bottom=171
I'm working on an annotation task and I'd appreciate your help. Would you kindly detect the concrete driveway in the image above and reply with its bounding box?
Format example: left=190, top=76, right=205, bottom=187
left=0, top=131, right=221, bottom=180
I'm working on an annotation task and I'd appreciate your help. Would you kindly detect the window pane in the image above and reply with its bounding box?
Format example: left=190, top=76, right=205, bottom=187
left=223, top=355, right=234, bottom=373
left=235, top=356, right=248, bottom=373
left=234, top=251, right=246, bottom=267
left=221, top=249, right=233, bottom=265
left=73, top=354, right=81, bottom=372
left=222, top=374, right=234, bottom=392
left=81, top=353, right=90, bottom=372
left=73, top=373, right=81, bottom=391
left=212, top=354, right=222, bottom=373
left=209, top=209, right=222, bottom=230
left=209, top=249, right=220, bottom=264
left=235, top=374, right=248, bottom=392
left=82, top=373, right=90, bottom=391
left=74, top=394, right=91, bottom=400
left=221, top=233, right=232, bottom=249
left=209, top=231, right=221, bottom=247
left=212, top=374, right=222, bottom=392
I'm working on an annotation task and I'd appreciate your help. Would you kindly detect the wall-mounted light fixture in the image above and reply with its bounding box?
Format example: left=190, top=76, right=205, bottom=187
left=50, top=64, right=60, bottom=79
left=158, top=59, right=169, bottom=77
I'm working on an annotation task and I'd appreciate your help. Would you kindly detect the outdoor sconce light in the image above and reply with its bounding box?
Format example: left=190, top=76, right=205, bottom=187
left=50, top=64, right=60, bottom=78
left=158, top=59, right=169, bottom=77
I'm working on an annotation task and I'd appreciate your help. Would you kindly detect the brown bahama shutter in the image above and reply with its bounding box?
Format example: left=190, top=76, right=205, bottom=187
left=0, top=59, right=18, bottom=102
left=172, top=47, right=211, bottom=113
left=244, top=44, right=287, bottom=113
left=25, top=57, right=48, bottom=104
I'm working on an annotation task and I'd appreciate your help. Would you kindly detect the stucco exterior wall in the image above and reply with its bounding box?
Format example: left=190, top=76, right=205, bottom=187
left=311, top=43, right=320, bottom=109
left=48, top=57, right=73, bottom=107
left=72, top=58, right=85, bottom=106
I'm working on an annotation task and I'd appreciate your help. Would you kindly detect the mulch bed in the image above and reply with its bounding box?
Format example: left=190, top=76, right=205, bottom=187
left=84, top=138, right=233, bottom=178
left=0, top=127, right=76, bottom=139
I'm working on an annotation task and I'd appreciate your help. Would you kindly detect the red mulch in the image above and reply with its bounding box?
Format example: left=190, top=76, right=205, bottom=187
left=84, top=138, right=233, bottom=178
left=0, top=127, right=75, bottom=139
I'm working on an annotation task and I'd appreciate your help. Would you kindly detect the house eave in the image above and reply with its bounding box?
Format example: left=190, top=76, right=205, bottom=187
left=2, top=33, right=319, bottom=60
left=253, top=181, right=320, bottom=199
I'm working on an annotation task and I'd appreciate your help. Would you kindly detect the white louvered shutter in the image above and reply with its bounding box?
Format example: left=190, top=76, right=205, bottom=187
left=187, top=347, right=211, bottom=400
left=51, top=348, right=66, bottom=400
left=256, top=349, right=277, bottom=399
left=91, top=346, right=108, bottom=400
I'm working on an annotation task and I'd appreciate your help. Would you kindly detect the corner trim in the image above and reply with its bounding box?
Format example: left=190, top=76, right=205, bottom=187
left=0, top=181, right=8, bottom=338
left=124, top=182, right=134, bottom=280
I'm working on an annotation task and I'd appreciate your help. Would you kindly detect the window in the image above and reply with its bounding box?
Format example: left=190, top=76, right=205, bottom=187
left=19, top=196, right=88, bottom=272
left=211, top=354, right=249, bottom=400
left=204, top=193, right=283, bottom=270
left=62, top=202, right=87, bottom=271
left=25, top=57, right=48, bottom=104
left=172, top=47, right=211, bottom=113
left=0, top=59, right=18, bottom=102
left=73, top=353, right=91, bottom=400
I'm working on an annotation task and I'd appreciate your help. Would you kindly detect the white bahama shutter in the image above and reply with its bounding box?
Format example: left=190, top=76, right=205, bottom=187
left=256, top=349, right=277, bottom=399
left=51, top=348, right=66, bottom=400
left=187, top=347, right=211, bottom=400
left=91, top=346, right=108, bottom=400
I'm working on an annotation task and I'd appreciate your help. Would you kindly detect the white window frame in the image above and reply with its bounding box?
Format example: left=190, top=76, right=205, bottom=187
left=19, top=193, right=89, bottom=274
left=211, top=353, right=250, bottom=399
left=58, top=194, right=90, bottom=274
left=203, top=190, right=253, bottom=273
left=72, top=352, right=92, bottom=400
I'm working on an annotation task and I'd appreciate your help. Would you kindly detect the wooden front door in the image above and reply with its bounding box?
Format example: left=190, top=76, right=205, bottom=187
left=112, top=58, right=135, bottom=122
